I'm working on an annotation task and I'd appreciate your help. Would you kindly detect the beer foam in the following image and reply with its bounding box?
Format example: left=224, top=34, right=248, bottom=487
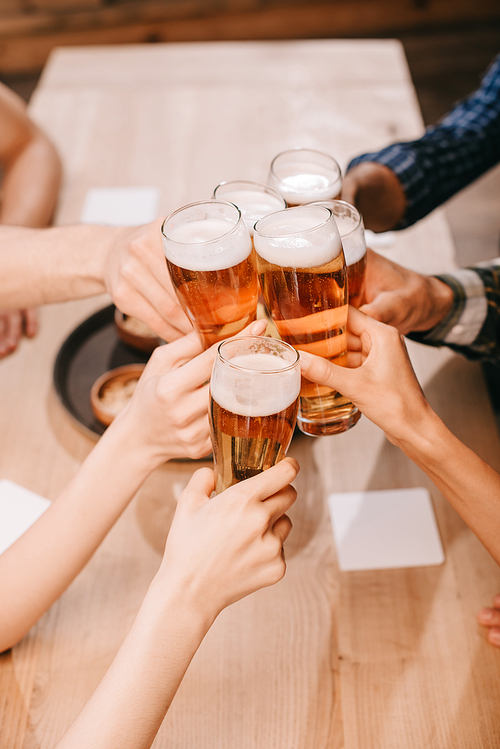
left=163, top=218, right=252, bottom=271
left=275, top=162, right=342, bottom=204
left=211, top=352, right=300, bottom=417
left=222, top=190, right=285, bottom=235
left=254, top=213, right=342, bottom=269
left=333, top=214, right=366, bottom=266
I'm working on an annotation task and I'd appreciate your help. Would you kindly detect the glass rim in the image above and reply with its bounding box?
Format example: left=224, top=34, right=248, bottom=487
left=161, top=200, right=243, bottom=246
left=270, top=147, right=342, bottom=184
left=216, top=335, right=300, bottom=374
left=307, top=199, right=362, bottom=239
left=213, top=179, right=287, bottom=207
left=253, top=205, right=333, bottom=239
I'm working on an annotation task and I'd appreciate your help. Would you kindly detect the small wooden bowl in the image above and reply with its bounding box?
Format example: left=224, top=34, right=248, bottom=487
left=114, top=309, right=161, bottom=354
left=90, top=364, right=146, bottom=427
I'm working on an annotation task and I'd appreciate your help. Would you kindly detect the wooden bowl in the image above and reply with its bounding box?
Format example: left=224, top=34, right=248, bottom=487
left=114, top=309, right=161, bottom=354
left=90, top=364, right=145, bottom=427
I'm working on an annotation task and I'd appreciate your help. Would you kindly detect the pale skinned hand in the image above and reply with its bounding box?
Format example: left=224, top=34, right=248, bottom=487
left=159, top=457, right=299, bottom=621
left=341, top=162, right=407, bottom=232
left=477, top=594, right=500, bottom=648
left=299, top=306, right=433, bottom=445
left=115, top=319, right=268, bottom=464
left=0, top=307, right=37, bottom=357
left=360, top=248, right=454, bottom=335
left=103, top=219, right=193, bottom=342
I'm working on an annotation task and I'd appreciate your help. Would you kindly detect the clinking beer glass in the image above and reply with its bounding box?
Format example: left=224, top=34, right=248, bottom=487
left=309, top=199, right=367, bottom=308
left=253, top=205, right=361, bottom=436
left=268, top=148, right=342, bottom=207
left=212, top=180, right=286, bottom=241
left=209, top=336, right=301, bottom=494
left=162, top=200, right=259, bottom=349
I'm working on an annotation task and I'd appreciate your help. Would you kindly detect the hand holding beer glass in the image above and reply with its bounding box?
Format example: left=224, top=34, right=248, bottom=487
left=268, top=148, right=342, bottom=206
left=209, top=336, right=300, bottom=494
left=162, top=201, right=259, bottom=348
left=253, top=205, right=360, bottom=436
left=309, top=200, right=367, bottom=308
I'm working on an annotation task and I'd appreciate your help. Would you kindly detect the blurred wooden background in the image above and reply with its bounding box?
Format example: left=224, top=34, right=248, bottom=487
left=1, top=0, right=500, bottom=83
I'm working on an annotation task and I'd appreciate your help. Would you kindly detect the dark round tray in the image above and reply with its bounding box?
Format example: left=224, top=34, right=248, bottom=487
left=53, top=304, right=150, bottom=440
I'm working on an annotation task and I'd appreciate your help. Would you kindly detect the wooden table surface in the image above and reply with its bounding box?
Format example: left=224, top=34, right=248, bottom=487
left=1, top=40, right=500, bottom=749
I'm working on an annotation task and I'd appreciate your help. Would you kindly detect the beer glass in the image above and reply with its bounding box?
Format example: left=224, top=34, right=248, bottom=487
left=162, top=200, right=259, bottom=349
left=210, top=336, right=301, bottom=494
left=309, top=200, right=367, bottom=308
left=268, top=148, right=342, bottom=206
left=213, top=180, right=286, bottom=238
left=253, top=205, right=360, bottom=436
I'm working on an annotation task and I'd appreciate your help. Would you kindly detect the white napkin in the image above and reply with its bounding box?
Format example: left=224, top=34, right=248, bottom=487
left=327, top=487, right=445, bottom=571
left=364, top=229, right=395, bottom=249
left=80, top=186, right=160, bottom=226
left=0, top=479, right=50, bottom=555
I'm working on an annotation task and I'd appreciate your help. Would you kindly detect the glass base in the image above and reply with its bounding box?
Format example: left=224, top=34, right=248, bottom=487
left=297, top=406, right=361, bottom=436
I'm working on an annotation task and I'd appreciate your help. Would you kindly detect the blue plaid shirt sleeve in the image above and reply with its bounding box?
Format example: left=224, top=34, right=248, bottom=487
left=407, top=262, right=500, bottom=364
left=346, top=54, right=500, bottom=229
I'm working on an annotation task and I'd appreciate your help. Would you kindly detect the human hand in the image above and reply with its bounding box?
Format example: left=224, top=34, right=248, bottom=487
left=0, top=307, right=37, bottom=357
left=158, top=457, right=299, bottom=622
left=115, top=319, right=267, bottom=464
left=102, top=219, right=193, bottom=342
left=360, top=249, right=454, bottom=335
left=298, top=306, right=433, bottom=445
left=341, top=162, right=407, bottom=232
left=477, top=594, right=500, bottom=648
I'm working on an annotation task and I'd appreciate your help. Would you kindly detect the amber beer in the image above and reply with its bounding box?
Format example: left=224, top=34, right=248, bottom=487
left=209, top=337, right=300, bottom=494
left=254, top=205, right=361, bottom=436
left=309, top=200, right=367, bottom=308
left=268, top=148, right=342, bottom=207
left=162, top=201, right=259, bottom=349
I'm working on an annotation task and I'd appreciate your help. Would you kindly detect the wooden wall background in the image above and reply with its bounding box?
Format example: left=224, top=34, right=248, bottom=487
left=1, top=0, right=500, bottom=75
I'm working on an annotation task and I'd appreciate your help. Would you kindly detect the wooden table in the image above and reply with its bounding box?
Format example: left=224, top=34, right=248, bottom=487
left=1, top=40, right=500, bottom=748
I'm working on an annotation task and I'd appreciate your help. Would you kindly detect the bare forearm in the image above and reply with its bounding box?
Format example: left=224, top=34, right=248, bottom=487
left=0, top=224, right=124, bottom=308
left=0, top=135, right=61, bottom=228
left=55, top=584, right=212, bottom=749
left=394, top=411, right=500, bottom=563
left=0, top=421, right=159, bottom=652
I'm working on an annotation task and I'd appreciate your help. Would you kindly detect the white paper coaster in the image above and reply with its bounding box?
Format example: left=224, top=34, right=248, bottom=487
left=0, top=479, right=51, bottom=555
left=80, top=186, right=160, bottom=226
left=364, top=229, right=395, bottom=249
left=327, top=487, right=445, bottom=571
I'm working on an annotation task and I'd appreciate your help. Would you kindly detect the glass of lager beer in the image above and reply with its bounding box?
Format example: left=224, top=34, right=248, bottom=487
left=253, top=205, right=360, bottom=436
left=268, top=148, right=342, bottom=207
left=213, top=181, right=286, bottom=338
left=162, top=200, right=259, bottom=349
left=309, top=200, right=367, bottom=308
left=213, top=180, right=286, bottom=239
left=210, top=336, right=301, bottom=494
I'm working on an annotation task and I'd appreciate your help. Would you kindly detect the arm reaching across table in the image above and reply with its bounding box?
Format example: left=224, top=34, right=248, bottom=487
left=0, top=320, right=269, bottom=653
left=1, top=316, right=300, bottom=748
left=54, top=458, right=297, bottom=749
left=0, top=219, right=192, bottom=341
left=0, top=81, right=62, bottom=357
left=360, top=248, right=500, bottom=366
left=0, top=85, right=190, bottom=342
left=299, top=307, right=500, bottom=570
left=360, top=248, right=455, bottom=335
left=342, top=53, right=500, bottom=232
